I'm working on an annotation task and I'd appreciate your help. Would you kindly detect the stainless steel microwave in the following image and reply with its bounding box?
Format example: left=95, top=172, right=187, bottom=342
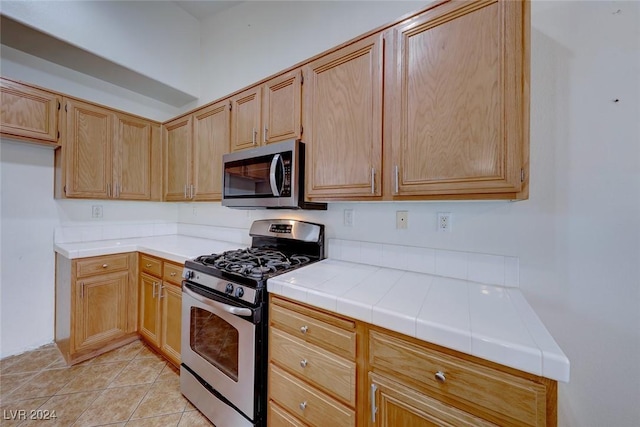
left=222, top=139, right=326, bottom=210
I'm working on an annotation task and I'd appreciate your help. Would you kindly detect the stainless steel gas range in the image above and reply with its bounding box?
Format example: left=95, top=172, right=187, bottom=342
left=180, top=219, right=325, bottom=427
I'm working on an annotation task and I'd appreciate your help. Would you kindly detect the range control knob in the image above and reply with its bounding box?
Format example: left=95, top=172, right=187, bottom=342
left=182, top=270, right=194, bottom=280
left=235, top=287, right=245, bottom=298
left=225, top=283, right=234, bottom=294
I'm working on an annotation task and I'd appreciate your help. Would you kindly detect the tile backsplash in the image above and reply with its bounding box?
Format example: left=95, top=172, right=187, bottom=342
left=54, top=221, right=178, bottom=243
left=328, top=238, right=519, bottom=287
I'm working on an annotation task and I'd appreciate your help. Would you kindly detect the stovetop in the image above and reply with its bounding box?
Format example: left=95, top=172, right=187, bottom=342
left=192, top=247, right=317, bottom=281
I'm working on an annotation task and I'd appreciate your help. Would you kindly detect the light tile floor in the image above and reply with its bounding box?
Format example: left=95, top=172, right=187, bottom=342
left=0, top=341, right=214, bottom=426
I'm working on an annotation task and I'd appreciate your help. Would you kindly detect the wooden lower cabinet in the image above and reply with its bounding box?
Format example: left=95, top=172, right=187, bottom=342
left=138, top=254, right=182, bottom=366
left=55, top=253, right=138, bottom=365
left=268, top=296, right=557, bottom=427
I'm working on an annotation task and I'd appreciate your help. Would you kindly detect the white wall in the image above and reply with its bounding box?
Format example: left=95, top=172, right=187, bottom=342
left=187, top=1, right=640, bottom=426
left=0, top=0, right=201, bottom=99
left=199, top=0, right=428, bottom=102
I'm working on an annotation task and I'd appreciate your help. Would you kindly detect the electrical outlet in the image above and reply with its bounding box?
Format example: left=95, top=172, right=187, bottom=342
left=396, top=211, right=408, bottom=229
left=91, top=205, right=103, bottom=219
left=344, top=209, right=354, bottom=227
left=437, top=212, right=451, bottom=232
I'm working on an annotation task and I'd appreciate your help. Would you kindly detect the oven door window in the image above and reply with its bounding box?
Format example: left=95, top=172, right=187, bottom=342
left=190, top=307, right=239, bottom=382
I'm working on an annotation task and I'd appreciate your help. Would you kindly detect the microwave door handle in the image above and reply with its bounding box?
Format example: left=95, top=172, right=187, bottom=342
left=183, top=286, right=252, bottom=317
left=269, top=154, right=283, bottom=196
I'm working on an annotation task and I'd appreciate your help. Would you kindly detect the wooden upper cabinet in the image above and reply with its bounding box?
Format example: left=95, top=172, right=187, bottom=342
left=64, top=98, right=112, bottom=198
left=114, top=113, right=155, bottom=200
left=263, top=70, right=302, bottom=145
left=193, top=100, right=230, bottom=201
left=0, top=77, right=61, bottom=146
left=390, top=0, right=528, bottom=199
left=231, top=87, right=261, bottom=152
left=303, top=34, right=383, bottom=199
left=164, top=115, right=193, bottom=201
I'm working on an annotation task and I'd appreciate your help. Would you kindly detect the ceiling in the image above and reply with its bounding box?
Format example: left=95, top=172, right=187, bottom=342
left=172, top=1, right=242, bottom=20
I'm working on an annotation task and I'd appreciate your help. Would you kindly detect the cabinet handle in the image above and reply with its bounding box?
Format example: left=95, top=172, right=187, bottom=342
left=115, top=183, right=120, bottom=198
left=371, top=383, right=378, bottom=422
left=299, top=401, right=307, bottom=411
left=371, top=168, right=375, bottom=194
left=107, top=183, right=111, bottom=198
left=300, top=359, right=308, bottom=368
left=152, top=282, right=157, bottom=298
left=190, top=184, right=194, bottom=199
left=252, top=128, right=257, bottom=145
left=80, top=282, right=84, bottom=299
left=184, top=184, right=188, bottom=199
left=102, top=264, right=108, bottom=268
left=394, top=165, right=399, bottom=194
left=300, top=325, right=308, bottom=334
left=435, top=371, right=446, bottom=383
left=159, top=284, right=165, bottom=299
left=170, top=272, right=177, bottom=277
left=145, top=263, right=152, bottom=268
left=263, top=126, right=268, bottom=143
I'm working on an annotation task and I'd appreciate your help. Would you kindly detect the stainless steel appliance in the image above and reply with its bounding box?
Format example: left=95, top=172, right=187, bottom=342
left=221, top=139, right=326, bottom=210
left=180, top=219, right=325, bottom=427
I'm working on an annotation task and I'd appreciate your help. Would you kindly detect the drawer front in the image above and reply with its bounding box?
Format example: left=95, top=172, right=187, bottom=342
left=140, top=255, right=162, bottom=277
left=269, top=365, right=355, bottom=427
left=270, top=303, right=356, bottom=359
left=268, top=401, right=309, bottom=427
left=369, top=330, right=547, bottom=426
left=76, top=254, right=129, bottom=278
left=270, top=328, right=356, bottom=405
left=163, top=262, right=183, bottom=286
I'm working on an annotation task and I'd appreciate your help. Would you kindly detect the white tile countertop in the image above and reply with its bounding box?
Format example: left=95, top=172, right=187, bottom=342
left=54, top=235, right=243, bottom=264
left=268, top=259, right=570, bottom=383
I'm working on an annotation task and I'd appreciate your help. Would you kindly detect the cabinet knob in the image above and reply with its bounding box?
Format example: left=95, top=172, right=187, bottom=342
left=102, top=264, right=108, bottom=268
left=300, top=325, right=308, bottom=334
left=300, top=359, right=308, bottom=368
left=299, top=401, right=307, bottom=411
left=435, top=371, right=446, bottom=383
left=146, top=263, right=152, bottom=268
left=170, top=272, right=176, bottom=276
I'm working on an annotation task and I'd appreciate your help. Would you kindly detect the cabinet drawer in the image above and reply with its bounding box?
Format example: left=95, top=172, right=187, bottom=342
left=269, top=365, right=355, bottom=427
left=369, top=330, right=547, bottom=426
left=270, top=301, right=356, bottom=359
left=76, top=254, right=129, bottom=278
left=270, top=328, right=356, bottom=405
left=140, top=255, right=162, bottom=277
left=163, top=262, right=183, bottom=286
left=268, top=401, right=309, bottom=427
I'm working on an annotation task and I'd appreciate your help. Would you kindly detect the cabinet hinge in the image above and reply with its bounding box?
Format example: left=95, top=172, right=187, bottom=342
left=521, top=169, right=525, bottom=182
left=229, top=101, right=232, bottom=111
left=63, top=185, right=67, bottom=195
left=57, top=101, right=60, bottom=110
left=300, top=125, right=303, bottom=135
left=57, top=131, right=60, bottom=139
left=65, top=104, right=68, bottom=112
left=300, top=74, right=304, bottom=85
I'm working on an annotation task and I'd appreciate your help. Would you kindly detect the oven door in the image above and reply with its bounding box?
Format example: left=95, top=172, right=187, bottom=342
left=181, top=282, right=257, bottom=420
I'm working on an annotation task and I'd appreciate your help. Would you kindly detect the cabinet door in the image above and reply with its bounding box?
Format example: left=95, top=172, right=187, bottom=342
left=390, top=0, right=527, bottom=198
left=263, top=70, right=302, bottom=145
left=0, top=78, right=60, bottom=145
left=193, top=101, right=230, bottom=200
left=164, top=115, right=192, bottom=201
left=74, top=271, right=128, bottom=352
left=160, top=283, right=182, bottom=367
left=369, top=372, right=496, bottom=427
left=114, top=113, right=153, bottom=200
left=139, top=273, right=161, bottom=347
left=64, top=98, right=113, bottom=198
left=303, top=33, right=383, bottom=198
left=231, top=86, right=261, bottom=152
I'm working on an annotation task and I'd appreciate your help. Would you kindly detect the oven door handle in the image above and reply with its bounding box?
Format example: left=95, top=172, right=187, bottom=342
left=269, top=154, right=283, bottom=196
left=183, top=286, right=253, bottom=317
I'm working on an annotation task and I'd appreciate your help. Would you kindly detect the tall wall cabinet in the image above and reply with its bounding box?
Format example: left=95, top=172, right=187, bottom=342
left=55, top=98, right=161, bottom=200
